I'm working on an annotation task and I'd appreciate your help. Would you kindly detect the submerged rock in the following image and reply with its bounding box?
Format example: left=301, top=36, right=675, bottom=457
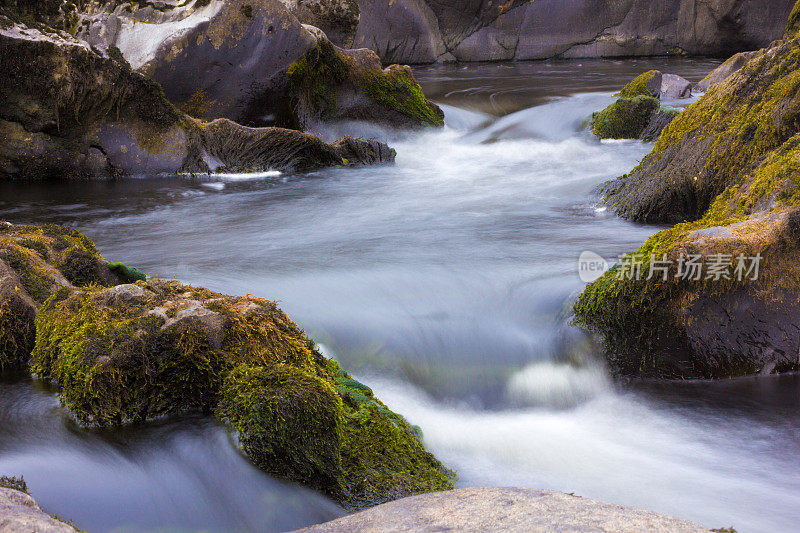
left=30, top=273, right=452, bottom=505
left=299, top=487, right=709, bottom=532
left=0, top=18, right=394, bottom=178
left=575, top=6, right=800, bottom=379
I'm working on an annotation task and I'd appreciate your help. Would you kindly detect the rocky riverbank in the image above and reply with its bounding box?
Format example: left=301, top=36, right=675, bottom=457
left=574, top=2, right=800, bottom=379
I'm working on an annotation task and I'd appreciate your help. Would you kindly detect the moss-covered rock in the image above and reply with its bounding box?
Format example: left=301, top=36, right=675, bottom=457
left=31, top=276, right=453, bottom=505
left=287, top=35, right=444, bottom=130
left=786, top=0, right=800, bottom=39
left=617, top=70, right=662, bottom=99
left=0, top=221, right=143, bottom=374
left=575, top=23, right=800, bottom=379
left=591, top=96, right=660, bottom=139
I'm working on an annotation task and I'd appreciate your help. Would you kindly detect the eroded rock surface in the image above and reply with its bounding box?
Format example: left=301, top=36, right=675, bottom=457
left=0, top=486, right=78, bottom=533
left=299, top=487, right=709, bottom=532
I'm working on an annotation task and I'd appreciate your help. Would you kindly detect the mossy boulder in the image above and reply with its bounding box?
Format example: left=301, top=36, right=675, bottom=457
left=575, top=24, right=800, bottom=379
left=0, top=221, right=141, bottom=374
left=31, top=277, right=453, bottom=505
left=286, top=35, right=444, bottom=130
left=617, top=70, right=662, bottom=99
left=787, top=0, right=800, bottom=39
left=591, top=96, right=660, bottom=139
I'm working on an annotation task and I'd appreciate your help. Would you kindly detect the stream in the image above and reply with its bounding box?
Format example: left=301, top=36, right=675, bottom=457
left=1, top=58, right=799, bottom=533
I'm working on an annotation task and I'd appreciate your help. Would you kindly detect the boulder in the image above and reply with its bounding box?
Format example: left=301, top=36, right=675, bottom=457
left=0, top=18, right=395, bottom=178
left=591, top=96, right=661, bottom=140
left=574, top=8, right=800, bottom=379
left=30, top=274, right=453, bottom=505
left=660, top=74, right=692, bottom=98
left=286, top=36, right=444, bottom=130
left=618, top=70, right=662, bottom=99
left=695, top=51, right=759, bottom=92
left=299, top=487, right=709, bottom=532
left=0, top=479, right=78, bottom=533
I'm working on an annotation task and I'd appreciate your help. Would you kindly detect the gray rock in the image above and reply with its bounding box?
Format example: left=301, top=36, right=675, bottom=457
left=695, top=50, right=760, bottom=92
left=661, top=74, right=692, bottom=99
left=281, top=0, right=360, bottom=47
left=298, top=487, right=709, bottom=532
left=354, top=0, right=795, bottom=64
left=0, top=487, right=78, bottom=533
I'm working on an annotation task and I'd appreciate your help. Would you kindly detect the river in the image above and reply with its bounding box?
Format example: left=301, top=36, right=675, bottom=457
left=1, top=58, right=798, bottom=533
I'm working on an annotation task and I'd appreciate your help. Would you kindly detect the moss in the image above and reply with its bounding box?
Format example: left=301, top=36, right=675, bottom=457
left=107, top=261, right=148, bottom=283
left=287, top=39, right=350, bottom=120
left=216, top=364, right=345, bottom=495
left=591, top=96, right=660, bottom=139
left=786, top=0, right=800, bottom=39
left=0, top=475, right=28, bottom=493
left=617, top=70, right=660, bottom=98
left=180, top=89, right=214, bottom=120
left=361, top=66, right=444, bottom=128
left=0, top=296, right=35, bottom=375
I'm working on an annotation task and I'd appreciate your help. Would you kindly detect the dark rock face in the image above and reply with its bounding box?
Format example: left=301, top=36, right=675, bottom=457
left=281, top=0, right=361, bottom=47
left=354, top=0, right=795, bottom=63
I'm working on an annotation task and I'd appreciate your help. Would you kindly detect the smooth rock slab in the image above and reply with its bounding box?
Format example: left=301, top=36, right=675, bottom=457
left=0, top=487, right=77, bottom=533
left=298, top=487, right=709, bottom=533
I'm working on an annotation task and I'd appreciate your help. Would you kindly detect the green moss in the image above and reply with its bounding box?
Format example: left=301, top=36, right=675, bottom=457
left=0, top=296, right=35, bottom=375
left=107, top=261, right=148, bottom=283
left=617, top=70, right=660, bottom=98
left=361, top=66, right=444, bottom=128
left=591, top=96, right=660, bottom=139
left=216, top=364, right=345, bottom=495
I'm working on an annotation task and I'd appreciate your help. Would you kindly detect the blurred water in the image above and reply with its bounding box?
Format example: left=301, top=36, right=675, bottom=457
left=1, top=58, right=798, bottom=533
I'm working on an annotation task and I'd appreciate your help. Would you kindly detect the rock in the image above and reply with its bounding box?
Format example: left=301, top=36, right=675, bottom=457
left=660, top=74, right=692, bottom=98
left=574, top=9, right=800, bottom=379
left=639, top=107, right=681, bottom=142
left=0, top=18, right=396, bottom=178
left=281, top=0, right=360, bottom=48
left=0, top=484, right=78, bottom=533
left=285, top=34, right=445, bottom=130
left=0, top=259, right=37, bottom=374
left=76, top=0, right=441, bottom=131
left=618, top=70, right=662, bottom=99
left=591, top=96, right=660, bottom=140
left=332, top=136, right=396, bottom=166
left=298, top=487, right=709, bottom=532
left=31, top=275, right=453, bottom=505
left=352, top=0, right=795, bottom=64
left=695, top=51, right=759, bottom=92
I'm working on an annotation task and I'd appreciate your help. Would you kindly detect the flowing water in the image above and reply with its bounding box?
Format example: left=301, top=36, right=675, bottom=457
left=1, top=58, right=799, bottom=533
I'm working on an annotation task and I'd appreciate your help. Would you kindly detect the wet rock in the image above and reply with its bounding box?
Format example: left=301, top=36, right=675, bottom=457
left=661, top=74, right=692, bottom=99
left=299, top=487, right=709, bottom=532
left=591, top=96, right=660, bottom=140
left=332, top=136, right=396, bottom=166
left=619, top=70, right=662, bottom=99
left=695, top=51, right=760, bottom=93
